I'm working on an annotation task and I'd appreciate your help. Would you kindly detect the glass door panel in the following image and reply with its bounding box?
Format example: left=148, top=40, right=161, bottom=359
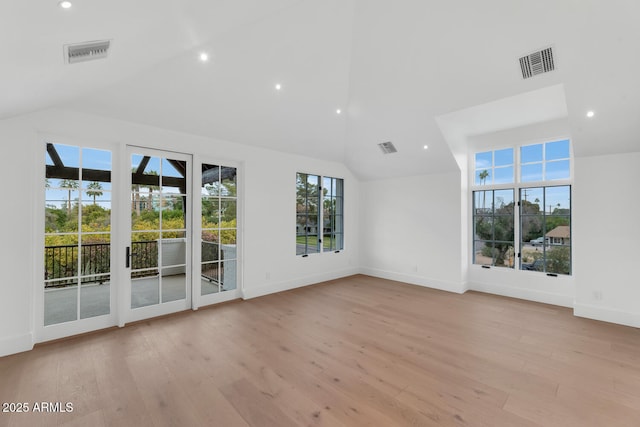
left=44, top=144, right=112, bottom=326
left=129, top=149, right=191, bottom=317
left=201, top=163, right=237, bottom=296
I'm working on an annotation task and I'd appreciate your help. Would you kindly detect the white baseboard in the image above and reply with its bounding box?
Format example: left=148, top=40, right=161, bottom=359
left=242, top=267, right=359, bottom=300
left=574, top=303, right=639, bottom=328
left=359, top=267, right=468, bottom=294
left=0, top=333, right=34, bottom=358
left=468, top=281, right=574, bottom=308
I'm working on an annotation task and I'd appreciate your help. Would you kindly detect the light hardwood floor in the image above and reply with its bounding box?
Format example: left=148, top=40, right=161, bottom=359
left=2, top=274, right=640, bottom=426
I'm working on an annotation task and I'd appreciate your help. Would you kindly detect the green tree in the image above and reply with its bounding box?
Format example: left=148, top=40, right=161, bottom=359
left=86, top=181, right=103, bottom=205
left=476, top=198, right=515, bottom=266
left=60, top=179, right=79, bottom=215
left=547, top=246, right=571, bottom=274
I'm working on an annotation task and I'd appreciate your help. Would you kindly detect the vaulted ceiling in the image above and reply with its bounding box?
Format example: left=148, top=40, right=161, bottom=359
left=2, top=0, right=639, bottom=179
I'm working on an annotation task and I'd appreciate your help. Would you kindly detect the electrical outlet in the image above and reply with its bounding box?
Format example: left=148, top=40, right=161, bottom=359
left=265, top=272, right=271, bottom=280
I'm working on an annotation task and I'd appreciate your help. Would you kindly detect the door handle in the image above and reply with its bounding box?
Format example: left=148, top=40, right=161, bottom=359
left=125, top=246, right=138, bottom=268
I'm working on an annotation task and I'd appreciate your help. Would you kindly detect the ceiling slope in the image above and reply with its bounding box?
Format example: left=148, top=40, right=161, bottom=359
left=3, top=0, right=640, bottom=179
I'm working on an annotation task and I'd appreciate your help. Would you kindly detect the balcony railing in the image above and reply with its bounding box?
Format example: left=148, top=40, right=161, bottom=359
left=44, top=241, right=158, bottom=288
left=44, top=240, right=225, bottom=288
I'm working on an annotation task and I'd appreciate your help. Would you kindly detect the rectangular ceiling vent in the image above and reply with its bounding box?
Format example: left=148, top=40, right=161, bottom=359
left=65, top=40, right=111, bottom=64
left=519, top=46, right=554, bottom=79
left=378, top=141, right=397, bottom=154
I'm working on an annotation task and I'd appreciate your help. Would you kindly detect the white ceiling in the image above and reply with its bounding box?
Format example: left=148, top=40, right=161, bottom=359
left=2, top=0, right=640, bottom=179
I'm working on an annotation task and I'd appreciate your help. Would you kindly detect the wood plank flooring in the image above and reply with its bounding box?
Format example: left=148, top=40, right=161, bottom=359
left=2, top=274, right=640, bottom=426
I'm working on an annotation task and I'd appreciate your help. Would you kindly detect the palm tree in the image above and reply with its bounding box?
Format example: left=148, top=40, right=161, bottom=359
left=478, top=170, right=489, bottom=210
left=86, top=181, right=103, bottom=205
left=60, top=179, right=79, bottom=215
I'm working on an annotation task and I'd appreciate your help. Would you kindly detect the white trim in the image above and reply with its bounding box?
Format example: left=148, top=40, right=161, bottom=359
left=468, top=279, right=573, bottom=308
left=574, top=303, right=640, bottom=329
left=359, top=267, right=468, bottom=294
left=198, top=289, right=242, bottom=308
left=242, top=267, right=358, bottom=300
left=0, top=333, right=34, bottom=357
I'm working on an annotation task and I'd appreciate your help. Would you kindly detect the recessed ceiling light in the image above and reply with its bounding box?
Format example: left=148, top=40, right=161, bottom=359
left=275, top=83, right=282, bottom=91
left=336, top=109, right=342, bottom=115
left=58, top=1, right=72, bottom=9
left=423, top=145, right=429, bottom=150
left=586, top=111, right=595, bottom=118
left=199, top=52, right=209, bottom=62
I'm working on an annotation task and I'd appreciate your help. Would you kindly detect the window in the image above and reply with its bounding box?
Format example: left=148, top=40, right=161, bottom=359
left=296, top=173, right=343, bottom=255
left=472, top=139, right=571, bottom=275
left=521, top=139, right=570, bottom=182
left=520, top=186, right=571, bottom=275
left=475, top=148, right=514, bottom=185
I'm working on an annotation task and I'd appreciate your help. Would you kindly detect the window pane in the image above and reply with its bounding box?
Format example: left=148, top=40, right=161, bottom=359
left=222, top=260, right=237, bottom=291
left=475, top=151, right=492, bottom=169
left=546, top=246, right=571, bottom=275
left=521, top=163, right=543, bottom=182
left=201, top=261, right=220, bottom=295
left=494, top=148, right=513, bottom=167
left=81, top=148, right=111, bottom=171
left=202, top=197, right=219, bottom=227
left=474, top=190, right=492, bottom=213
left=474, top=216, right=494, bottom=240
left=203, top=164, right=221, bottom=196
left=220, top=166, right=237, bottom=197
left=520, top=187, right=544, bottom=211
left=80, top=276, right=110, bottom=319
left=521, top=144, right=543, bottom=163
left=45, top=284, right=78, bottom=326
left=521, top=215, right=544, bottom=245
left=494, top=189, right=515, bottom=209
left=45, top=235, right=79, bottom=280
left=201, top=233, right=219, bottom=262
left=475, top=169, right=492, bottom=186
left=53, top=144, right=80, bottom=168
left=545, top=139, right=570, bottom=161
left=545, top=186, right=571, bottom=211
left=546, top=160, right=570, bottom=180
left=220, top=199, right=236, bottom=222
left=473, top=241, right=494, bottom=266
left=494, top=166, right=513, bottom=184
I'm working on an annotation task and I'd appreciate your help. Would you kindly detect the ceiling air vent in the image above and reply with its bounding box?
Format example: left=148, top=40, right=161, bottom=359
left=65, top=40, right=111, bottom=64
left=378, top=141, right=397, bottom=154
left=519, top=46, right=554, bottom=79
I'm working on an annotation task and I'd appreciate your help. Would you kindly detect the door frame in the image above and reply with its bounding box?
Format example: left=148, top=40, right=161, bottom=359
left=121, top=146, right=193, bottom=325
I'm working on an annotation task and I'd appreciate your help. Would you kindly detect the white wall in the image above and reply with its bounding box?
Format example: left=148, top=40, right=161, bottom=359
left=573, top=152, right=640, bottom=327
left=0, top=109, right=360, bottom=356
left=359, top=172, right=465, bottom=293
left=0, top=119, right=36, bottom=356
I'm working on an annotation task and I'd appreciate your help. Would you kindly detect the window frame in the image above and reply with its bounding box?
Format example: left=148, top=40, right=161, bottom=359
left=470, top=138, right=572, bottom=275
left=296, top=172, right=344, bottom=256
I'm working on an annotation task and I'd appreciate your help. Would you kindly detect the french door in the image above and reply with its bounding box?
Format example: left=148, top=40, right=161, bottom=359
left=40, top=142, right=240, bottom=342
left=125, top=147, right=192, bottom=323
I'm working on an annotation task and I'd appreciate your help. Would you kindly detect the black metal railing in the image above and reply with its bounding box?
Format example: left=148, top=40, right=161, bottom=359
left=45, top=240, right=224, bottom=288
left=44, top=241, right=159, bottom=287
left=201, top=241, right=224, bottom=284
